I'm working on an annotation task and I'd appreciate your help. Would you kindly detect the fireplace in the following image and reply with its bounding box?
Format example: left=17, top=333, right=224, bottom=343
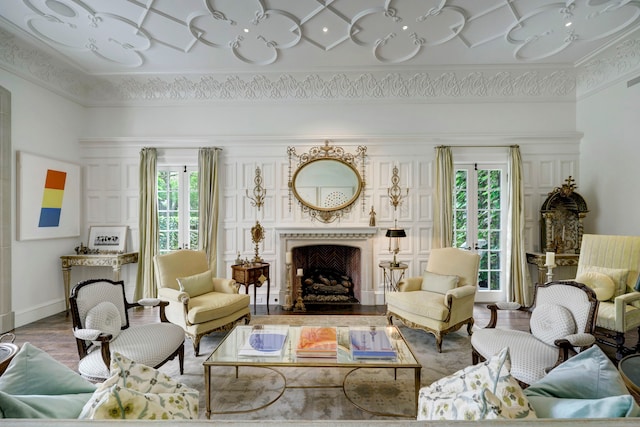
left=293, top=245, right=360, bottom=304
left=277, top=227, right=378, bottom=306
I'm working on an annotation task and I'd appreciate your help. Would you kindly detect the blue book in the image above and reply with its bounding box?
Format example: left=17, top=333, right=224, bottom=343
left=349, top=328, right=396, bottom=359
left=238, top=326, right=289, bottom=357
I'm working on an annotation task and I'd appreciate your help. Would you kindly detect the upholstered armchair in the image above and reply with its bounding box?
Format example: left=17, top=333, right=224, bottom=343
left=572, top=234, right=640, bottom=360
left=471, top=281, right=598, bottom=387
left=386, top=247, right=480, bottom=352
left=153, top=249, right=251, bottom=356
left=69, top=279, right=185, bottom=381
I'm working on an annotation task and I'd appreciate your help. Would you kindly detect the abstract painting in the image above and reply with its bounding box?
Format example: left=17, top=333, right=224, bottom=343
left=17, top=151, right=80, bottom=240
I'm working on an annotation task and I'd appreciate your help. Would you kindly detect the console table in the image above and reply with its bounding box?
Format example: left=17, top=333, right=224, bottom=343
left=526, top=252, right=579, bottom=284
left=231, top=262, right=270, bottom=314
left=60, top=252, right=139, bottom=313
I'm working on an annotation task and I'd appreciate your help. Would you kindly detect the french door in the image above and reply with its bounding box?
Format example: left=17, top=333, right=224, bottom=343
left=157, top=166, right=199, bottom=253
left=453, top=163, right=507, bottom=303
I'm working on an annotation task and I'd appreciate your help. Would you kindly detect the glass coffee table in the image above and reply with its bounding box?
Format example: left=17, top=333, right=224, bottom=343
left=203, top=324, right=421, bottom=418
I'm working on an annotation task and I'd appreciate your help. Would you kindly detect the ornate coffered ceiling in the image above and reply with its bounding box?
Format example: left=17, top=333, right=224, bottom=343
left=1, top=0, right=640, bottom=104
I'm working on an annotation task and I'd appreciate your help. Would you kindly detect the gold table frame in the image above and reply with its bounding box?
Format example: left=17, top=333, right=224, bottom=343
left=203, top=324, right=422, bottom=418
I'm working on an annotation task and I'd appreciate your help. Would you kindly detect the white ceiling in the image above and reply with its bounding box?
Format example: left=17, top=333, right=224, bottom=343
left=1, top=0, right=640, bottom=76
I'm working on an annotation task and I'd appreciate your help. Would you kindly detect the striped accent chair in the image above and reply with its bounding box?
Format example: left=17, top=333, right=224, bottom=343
left=471, top=281, right=598, bottom=387
left=70, top=279, right=184, bottom=381
left=574, top=234, right=640, bottom=360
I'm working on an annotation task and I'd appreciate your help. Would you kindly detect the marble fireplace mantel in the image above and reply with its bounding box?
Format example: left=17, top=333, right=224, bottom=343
left=276, top=227, right=380, bottom=305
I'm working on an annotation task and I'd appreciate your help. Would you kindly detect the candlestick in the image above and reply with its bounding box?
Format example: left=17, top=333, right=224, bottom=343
left=294, top=268, right=306, bottom=312
left=544, top=251, right=555, bottom=267
left=286, top=251, right=292, bottom=264
left=282, top=263, right=292, bottom=311
left=297, top=268, right=303, bottom=276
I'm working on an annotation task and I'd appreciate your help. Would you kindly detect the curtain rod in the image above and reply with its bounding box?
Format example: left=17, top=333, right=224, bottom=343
left=436, top=144, right=518, bottom=149
left=144, top=146, right=223, bottom=151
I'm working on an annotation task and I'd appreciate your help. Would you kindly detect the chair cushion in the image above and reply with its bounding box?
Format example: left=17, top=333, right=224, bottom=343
left=187, top=292, right=251, bottom=324
left=177, top=269, right=214, bottom=297
left=576, top=271, right=616, bottom=301
left=524, top=346, right=640, bottom=418
left=80, top=352, right=198, bottom=420
left=471, top=328, right=560, bottom=385
left=0, top=342, right=96, bottom=418
left=418, top=347, right=536, bottom=420
left=386, top=291, right=449, bottom=321
left=85, top=301, right=122, bottom=341
left=78, top=323, right=184, bottom=381
left=421, top=271, right=459, bottom=294
left=530, top=304, right=576, bottom=346
left=579, top=265, right=629, bottom=297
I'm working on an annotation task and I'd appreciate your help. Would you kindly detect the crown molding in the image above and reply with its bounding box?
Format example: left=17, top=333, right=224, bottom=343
left=2, top=25, right=635, bottom=106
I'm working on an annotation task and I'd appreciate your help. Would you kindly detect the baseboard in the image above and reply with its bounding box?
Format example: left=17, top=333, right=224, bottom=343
left=0, top=311, right=15, bottom=333
left=14, top=299, right=66, bottom=328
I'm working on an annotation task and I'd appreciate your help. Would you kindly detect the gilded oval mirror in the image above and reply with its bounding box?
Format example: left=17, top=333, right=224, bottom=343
left=288, top=141, right=367, bottom=223
left=292, top=158, right=362, bottom=212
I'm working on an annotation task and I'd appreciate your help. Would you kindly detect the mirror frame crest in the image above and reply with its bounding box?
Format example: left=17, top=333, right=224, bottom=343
left=288, top=140, right=367, bottom=223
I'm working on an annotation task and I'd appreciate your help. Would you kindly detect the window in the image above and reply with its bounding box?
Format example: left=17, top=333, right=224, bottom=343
left=454, top=163, right=506, bottom=302
left=157, top=166, right=198, bottom=253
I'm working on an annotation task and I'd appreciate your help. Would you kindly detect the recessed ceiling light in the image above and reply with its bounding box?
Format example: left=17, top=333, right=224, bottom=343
left=565, top=21, right=572, bottom=27
left=322, top=27, right=328, bottom=33
left=402, top=25, right=408, bottom=31
left=244, top=28, right=249, bottom=33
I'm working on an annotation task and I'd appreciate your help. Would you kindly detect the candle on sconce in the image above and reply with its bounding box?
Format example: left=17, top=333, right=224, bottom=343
left=296, top=268, right=303, bottom=277
left=286, top=251, right=292, bottom=264
left=545, top=251, right=555, bottom=267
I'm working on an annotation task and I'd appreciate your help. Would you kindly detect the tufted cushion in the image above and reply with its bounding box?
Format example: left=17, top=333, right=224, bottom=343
left=177, top=269, right=214, bottom=297
left=576, top=271, right=616, bottom=301
left=530, top=304, right=576, bottom=346
left=80, top=352, right=198, bottom=420
left=85, top=302, right=122, bottom=341
left=421, top=271, right=459, bottom=294
left=579, top=265, right=629, bottom=297
left=418, top=347, right=536, bottom=420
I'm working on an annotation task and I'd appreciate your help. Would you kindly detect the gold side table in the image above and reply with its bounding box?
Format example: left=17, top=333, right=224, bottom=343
left=60, top=252, right=138, bottom=314
left=379, top=261, right=408, bottom=303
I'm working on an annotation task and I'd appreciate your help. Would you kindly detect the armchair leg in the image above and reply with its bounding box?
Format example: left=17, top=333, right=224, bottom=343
left=466, top=319, right=474, bottom=336
left=178, top=344, right=184, bottom=375
left=615, top=332, right=626, bottom=361
left=193, top=336, right=202, bottom=357
left=435, top=334, right=443, bottom=353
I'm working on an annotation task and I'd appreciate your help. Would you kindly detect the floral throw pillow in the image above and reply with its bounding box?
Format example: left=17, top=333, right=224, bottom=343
left=418, top=347, right=536, bottom=420
left=79, top=352, right=198, bottom=420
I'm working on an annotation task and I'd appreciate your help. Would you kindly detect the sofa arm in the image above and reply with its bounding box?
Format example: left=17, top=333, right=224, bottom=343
left=212, top=278, right=239, bottom=294
left=614, top=291, right=640, bottom=330
left=158, top=287, right=189, bottom=303
left=397, top=277, right=422, bottom=292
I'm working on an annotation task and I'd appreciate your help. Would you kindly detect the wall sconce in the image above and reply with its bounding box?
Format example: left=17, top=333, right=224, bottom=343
left=386, top=165, right=408, bottom=267
left=386, top=227, right=406, bottom=267
left=247, top=166, right=266, bottom=263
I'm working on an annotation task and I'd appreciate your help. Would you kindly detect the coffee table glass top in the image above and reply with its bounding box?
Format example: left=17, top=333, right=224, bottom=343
left=204, top=324, right=420, bottom=367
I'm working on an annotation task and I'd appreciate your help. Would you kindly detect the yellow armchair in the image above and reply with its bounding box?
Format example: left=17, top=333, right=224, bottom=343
left=573, top=234, right=640, bottom=360
left=153, top=250, right=251, bottom=356
left=386, top=247, right=480, bottom=352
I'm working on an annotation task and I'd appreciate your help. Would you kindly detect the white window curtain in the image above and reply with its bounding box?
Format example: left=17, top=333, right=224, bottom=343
left=433, top=146, right=453, bottom=248
left=198, top=147, right=221, bottom=275
left=507, top=145, right=532, bottom=305
left=135, top=147, right=158, bottom=300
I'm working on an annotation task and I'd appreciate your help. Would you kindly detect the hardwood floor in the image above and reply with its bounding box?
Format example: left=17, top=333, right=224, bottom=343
left=5, top=303, right=530, bottom=373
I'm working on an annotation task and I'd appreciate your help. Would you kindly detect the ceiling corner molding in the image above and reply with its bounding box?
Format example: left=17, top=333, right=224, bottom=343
left=0, top=28, right=91, bottom=105
left=577, top=35, right=640, bottom=99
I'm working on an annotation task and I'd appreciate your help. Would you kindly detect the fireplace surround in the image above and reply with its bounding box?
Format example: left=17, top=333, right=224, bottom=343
left=277, top=227, right=378, bottom=306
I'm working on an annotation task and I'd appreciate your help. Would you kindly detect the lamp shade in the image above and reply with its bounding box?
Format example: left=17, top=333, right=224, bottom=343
left=386, top=228, right=406, bottom=238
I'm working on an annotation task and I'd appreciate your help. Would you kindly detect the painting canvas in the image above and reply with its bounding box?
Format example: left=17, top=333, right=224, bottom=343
left=16, top=151, right=80, bottom=240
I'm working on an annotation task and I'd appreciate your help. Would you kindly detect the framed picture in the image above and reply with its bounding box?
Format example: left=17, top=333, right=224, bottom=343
left=88, top=226, right=128, bottom=252
left=16, top=151, right=81, bottom=240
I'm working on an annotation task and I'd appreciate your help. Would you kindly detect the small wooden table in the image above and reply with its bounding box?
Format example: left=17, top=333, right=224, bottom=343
left=231, top=263, right=270, bottom=314
left=60, top=252, right=139, bottom=314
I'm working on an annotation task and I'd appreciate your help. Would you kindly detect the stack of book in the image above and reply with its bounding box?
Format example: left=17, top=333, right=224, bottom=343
left=238, top=325, right=289, bottom=357
left=349, top=327, right=397, bottom=359
left=295, top=326, right=338, bottom=358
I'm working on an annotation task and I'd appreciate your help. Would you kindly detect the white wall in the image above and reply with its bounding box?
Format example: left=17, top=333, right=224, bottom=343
left=577, top=78, right=640, bottom=236
left=0, top=71, right=85, bottom=326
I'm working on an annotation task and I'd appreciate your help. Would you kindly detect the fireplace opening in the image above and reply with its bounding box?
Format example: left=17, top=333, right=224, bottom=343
left=292, top=244, right=361, bottom=305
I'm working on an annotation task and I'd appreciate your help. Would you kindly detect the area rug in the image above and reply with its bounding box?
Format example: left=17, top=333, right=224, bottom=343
left=158, top=315, right=473, bottom=420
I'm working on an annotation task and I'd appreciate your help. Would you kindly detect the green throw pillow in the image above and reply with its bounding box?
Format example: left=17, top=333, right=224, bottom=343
left=0, top=342, right=96, bottom=418
left=177, top=269, right=214, bottom=297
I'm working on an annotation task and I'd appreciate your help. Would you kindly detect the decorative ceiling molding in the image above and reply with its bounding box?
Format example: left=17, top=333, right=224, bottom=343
left=577, top=35, right=640, bottom=98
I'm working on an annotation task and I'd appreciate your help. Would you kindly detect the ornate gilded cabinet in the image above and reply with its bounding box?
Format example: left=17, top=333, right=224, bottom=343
left=540, top=176, right=588, bottom=254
